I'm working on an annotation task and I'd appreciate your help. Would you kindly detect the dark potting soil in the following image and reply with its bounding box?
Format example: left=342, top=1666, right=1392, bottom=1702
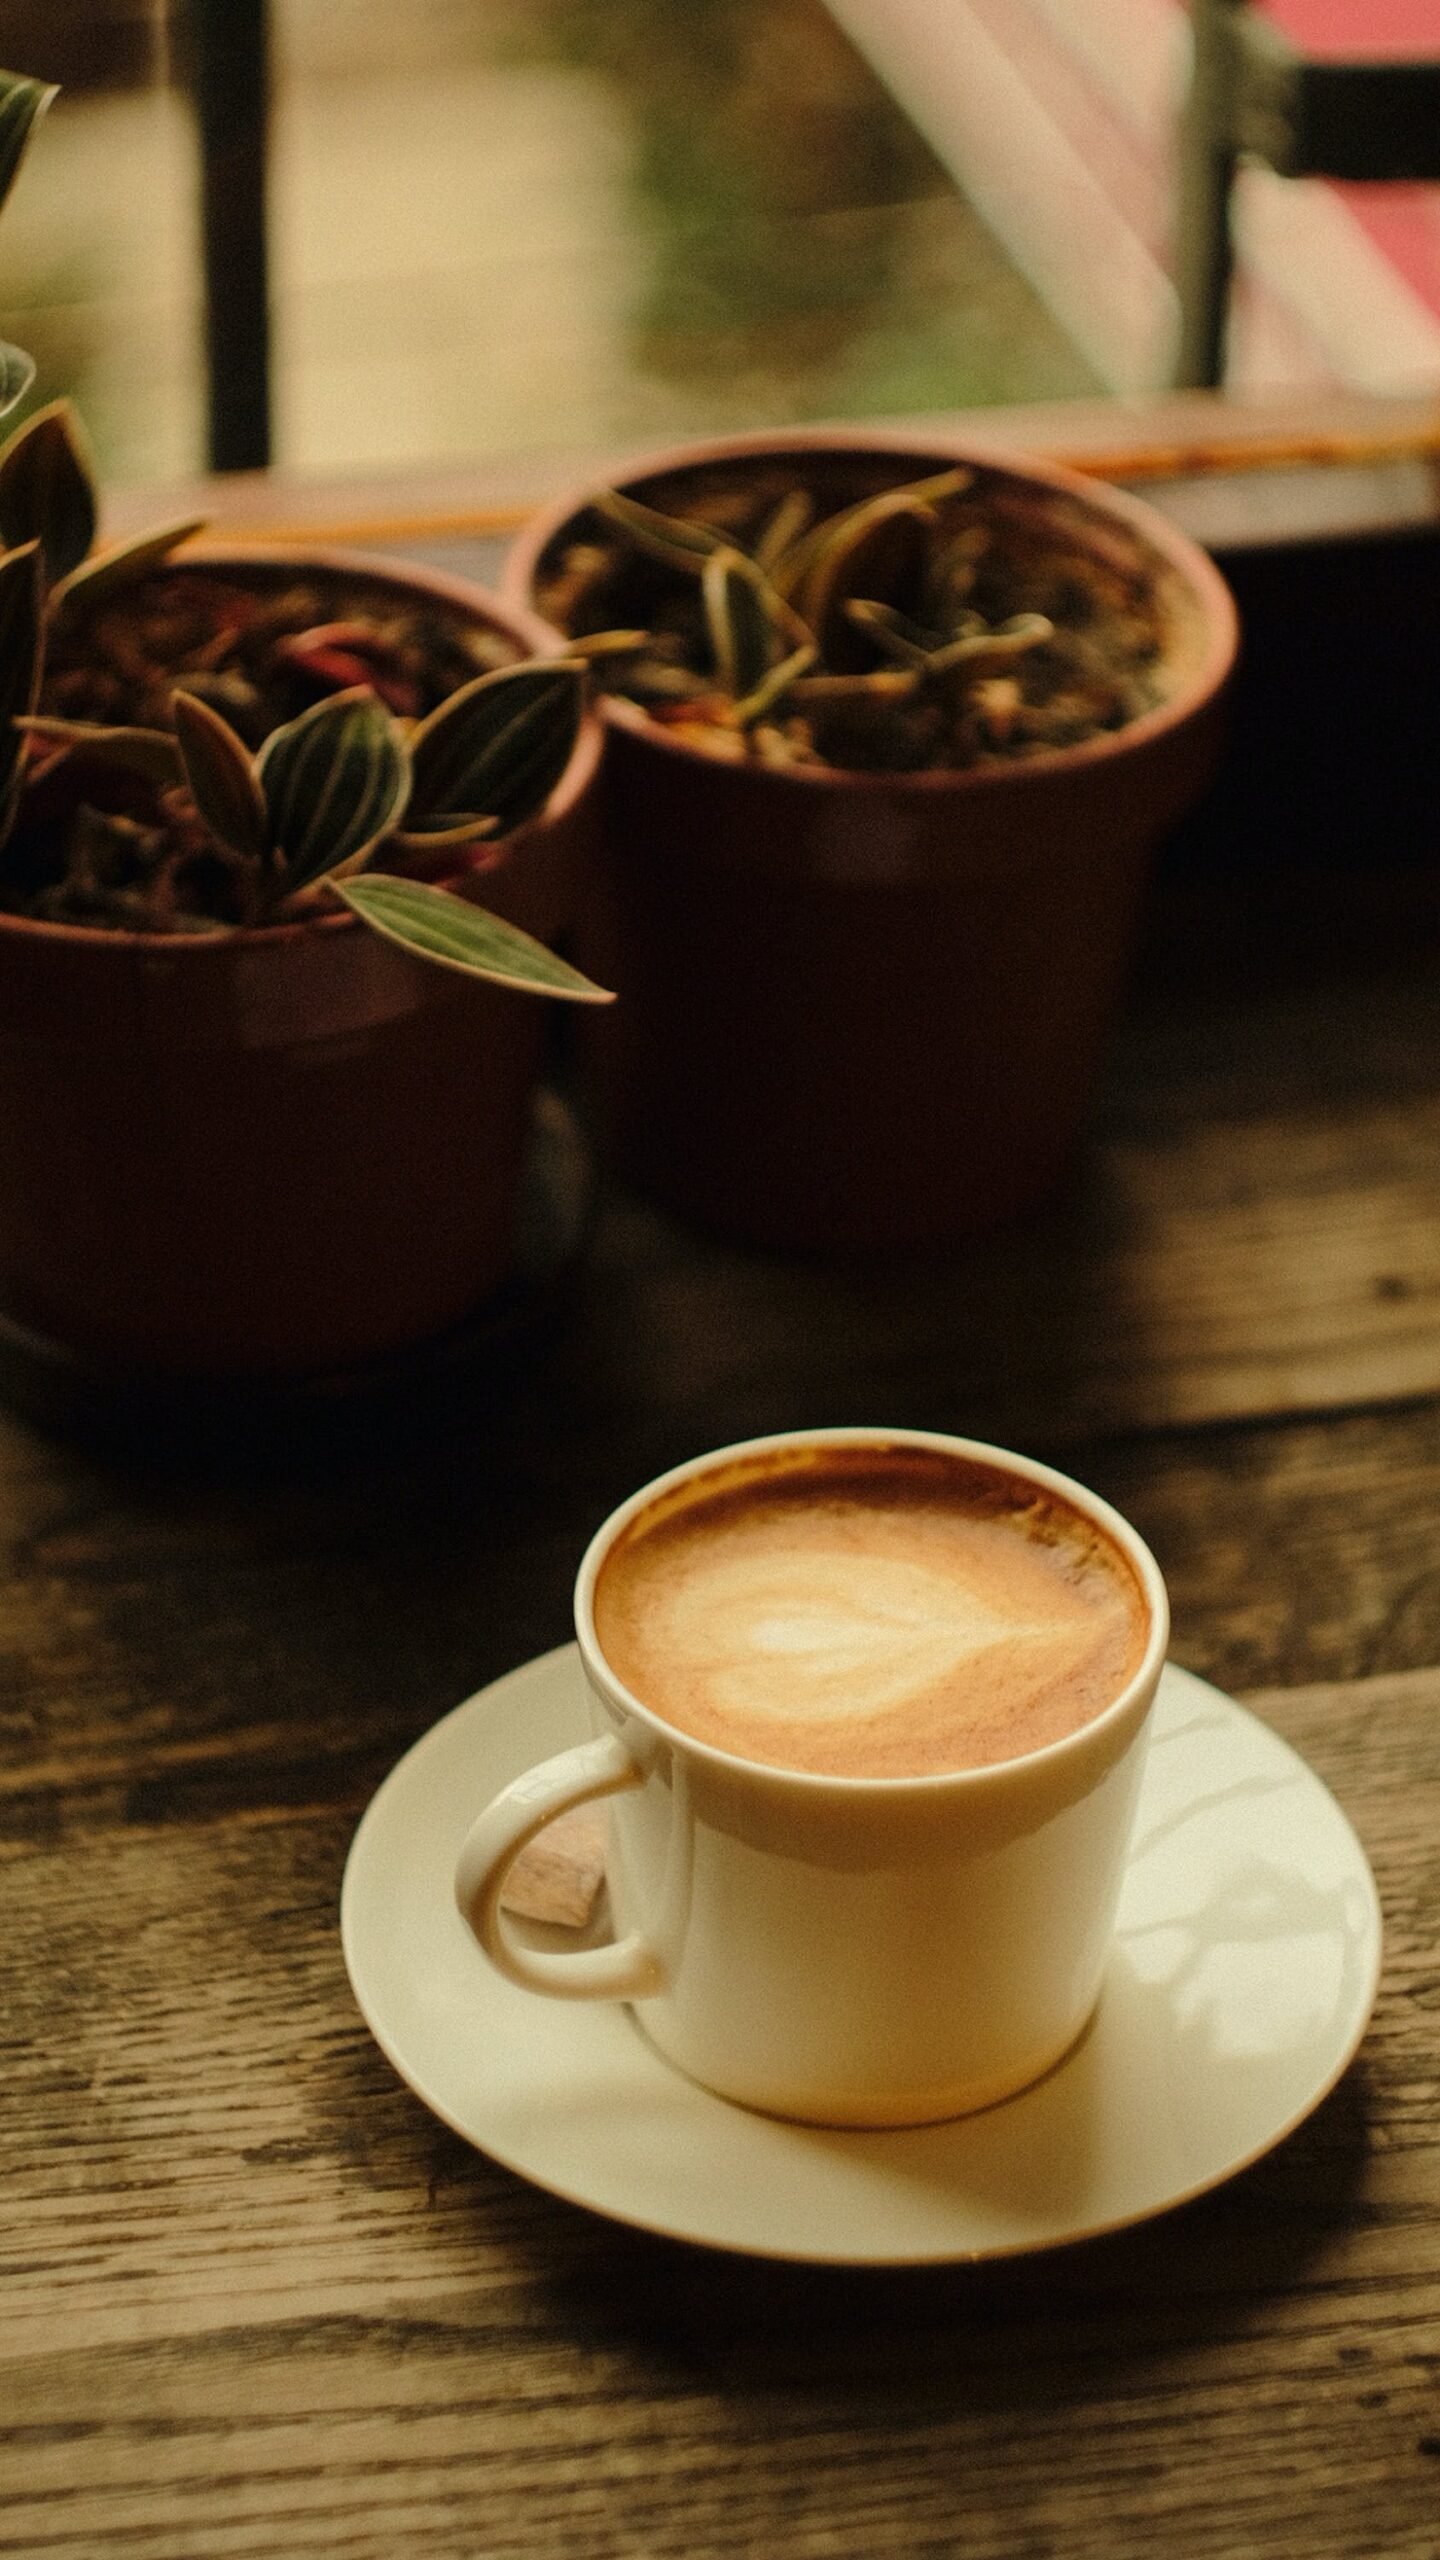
left=0, top=565, right=518, bottom=935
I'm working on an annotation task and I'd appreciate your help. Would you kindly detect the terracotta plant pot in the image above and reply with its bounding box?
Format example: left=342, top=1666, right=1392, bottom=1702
left=506, top=428, right=1238, bottom=1251
left=0, top=550, right=601, bottom=1380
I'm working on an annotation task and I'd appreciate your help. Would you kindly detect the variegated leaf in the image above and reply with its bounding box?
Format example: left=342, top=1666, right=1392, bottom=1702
left=0, top=401, right=98, bottom=588
left=173, top=690, right=268, bottom=861
left=886, top=464, right=975, bottom=509
left=15, top=714, right=181, bottom=783
left=0, top=339, right=34, bottom=421
left=922, top=612, right=1053, bottom=679
left=560, top=627, right=650, bottom=659
left=842, top=597, right=948, bottom=668
left=783, top=490, right=936, bottom=662
left=390, top=813, right=500, bottom=854
left=593, top=487, right=727, bottom=573
left=774, top=468, right=972, bottom=608
left=701, top=547, right=782, bottom=702
left=56, top=518, right=208, bottom=609
left=752, top=488, right=814, bottom=575
left=0, top=71, right=56, bottom=217
left=335, top=874, right=614, bottom=1003
left=728, top=640, right=816, bottom=731
left=257, top=687, right=410, bottom=894
left=407, top=659, right=584, bottom=837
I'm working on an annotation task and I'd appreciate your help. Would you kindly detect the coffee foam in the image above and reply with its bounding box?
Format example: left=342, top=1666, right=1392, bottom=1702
left=592, top=1448, right=1148, bottom=1779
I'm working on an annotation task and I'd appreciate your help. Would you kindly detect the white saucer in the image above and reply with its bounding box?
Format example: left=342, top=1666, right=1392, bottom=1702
left=341, top=1650, right=1382, bottom=2265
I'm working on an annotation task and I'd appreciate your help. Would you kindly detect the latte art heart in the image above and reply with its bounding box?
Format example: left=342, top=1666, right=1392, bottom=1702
left=593, top=1449, right=1149, bottom=1779
left=678, top=1556, right=1048, bottom=1724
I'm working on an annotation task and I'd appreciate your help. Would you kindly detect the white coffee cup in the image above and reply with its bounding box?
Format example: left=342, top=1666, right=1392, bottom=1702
left=455, top=1428, right=1169, bottom=2127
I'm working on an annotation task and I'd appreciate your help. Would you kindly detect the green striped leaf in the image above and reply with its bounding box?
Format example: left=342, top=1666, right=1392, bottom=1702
left=561, top=627, right=650, bottom=660
left=593, top=487, right=727, bottom=573
left=57, top=518, right=207, bottom=608
left=729, top=639, right=816, bottom=731
left=922, top=611, right=1053, bottom=679
left=0, top=401, right=98, bottom=588
left=841, top=597, right=945, bottom=669
left=0, top=71, right=56, bottom=218
left=702, top=547, right=783, bottom=700
left=0, top=340, right=34, bottom=422
left=335, top=874, right=614, bottom=1003
left=390, top=813, right=500, bottom=856
left=173, top=691, right=268, bottom=862
left=258, top=687, right=410, bottom=894
left=16, top=715, right=181, bottom=784
left=407, top=659, right=584, bottom=837
left=785, top=492, right=934, bottom=655
left=752, top=488, right=814, bottom=576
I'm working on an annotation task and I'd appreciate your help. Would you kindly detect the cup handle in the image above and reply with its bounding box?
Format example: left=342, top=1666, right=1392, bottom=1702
left=454, top=1733, right=665, bottom=2001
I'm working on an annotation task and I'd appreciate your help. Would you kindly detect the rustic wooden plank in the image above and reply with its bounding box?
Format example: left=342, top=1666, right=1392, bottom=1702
left=9, top=1342, right=1440, bottom=1826
left=1096, top=1403, right=1440, bottom=1700
left=5, top=1390, right=1440, bottom=1818
left=0, top=1668, right=1434, bottom=2559
left=511, top=956, right=1440, bottom=1473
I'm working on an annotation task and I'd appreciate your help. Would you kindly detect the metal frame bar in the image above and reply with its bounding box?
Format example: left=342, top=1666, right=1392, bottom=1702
left=1173, top=0, right=1440, bottom=390
left=187, top=0, right=271, bottom=472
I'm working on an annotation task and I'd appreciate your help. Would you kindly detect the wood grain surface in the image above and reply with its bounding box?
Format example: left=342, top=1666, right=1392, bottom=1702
left=6, top=440, right=1440, bottom=2553
left=0, top=1663, right=1434, bottom=2560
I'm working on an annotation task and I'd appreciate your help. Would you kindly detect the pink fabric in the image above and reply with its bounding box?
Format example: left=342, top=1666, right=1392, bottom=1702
left=1259, top=2, right=1440, bottom=59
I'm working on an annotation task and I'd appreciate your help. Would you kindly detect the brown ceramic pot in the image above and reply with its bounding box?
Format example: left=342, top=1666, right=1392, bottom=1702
left=0, top=550, right=601, bottom=1378
left=506, top=428, right=1238, bottom=1251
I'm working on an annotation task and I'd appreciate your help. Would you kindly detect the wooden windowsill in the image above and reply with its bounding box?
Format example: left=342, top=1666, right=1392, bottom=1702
left=101, top=384, right=1440, bottom=557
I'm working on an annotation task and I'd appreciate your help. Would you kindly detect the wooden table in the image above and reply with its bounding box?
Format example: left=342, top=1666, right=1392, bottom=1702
left=4, top=435, right=1440, bottom=2556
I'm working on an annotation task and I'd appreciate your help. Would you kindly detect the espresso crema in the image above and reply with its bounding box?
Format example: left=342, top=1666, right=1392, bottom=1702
left=591, top=1443, right=1149, bottom=1779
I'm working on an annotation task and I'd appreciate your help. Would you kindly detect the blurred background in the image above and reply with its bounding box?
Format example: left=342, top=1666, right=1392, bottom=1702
left=0, top=0, right=1099, bottom=488
left=3, top=0, right=1439, bottom=491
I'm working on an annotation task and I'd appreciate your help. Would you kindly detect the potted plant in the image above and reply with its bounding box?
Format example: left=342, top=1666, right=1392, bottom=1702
left=506, top=427, right=1239, bottom=1250
left=0, top=65, right=608, bottom=1390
